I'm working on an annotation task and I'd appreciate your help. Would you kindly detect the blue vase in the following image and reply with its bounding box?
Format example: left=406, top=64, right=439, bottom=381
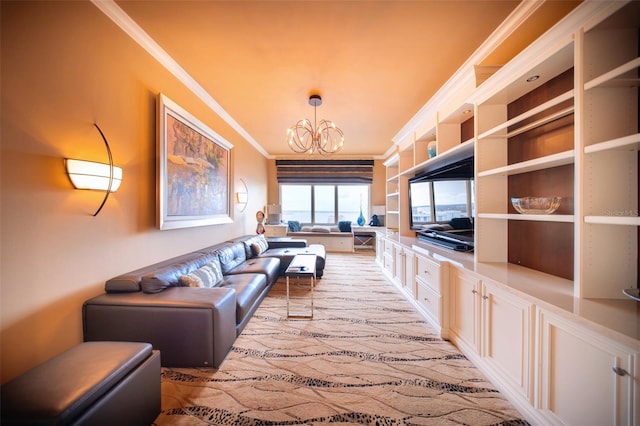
left=357, top=209, right=366, bottom=226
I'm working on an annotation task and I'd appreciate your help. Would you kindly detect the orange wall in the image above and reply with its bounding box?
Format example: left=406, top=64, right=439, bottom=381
left=0, top=1, right=268, bottom=382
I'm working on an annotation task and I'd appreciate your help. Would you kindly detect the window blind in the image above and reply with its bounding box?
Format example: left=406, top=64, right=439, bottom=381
left=276, top=160, right=374, bottom=184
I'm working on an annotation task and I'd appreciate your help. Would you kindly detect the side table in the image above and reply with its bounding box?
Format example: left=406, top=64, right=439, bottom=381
left=351, top=226, right=377, bottom=251
left=285, top=254, right=316, bottom=318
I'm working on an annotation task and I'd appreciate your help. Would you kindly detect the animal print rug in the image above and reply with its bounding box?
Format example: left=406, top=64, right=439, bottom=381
left=153, top=252, right=528, bottom=425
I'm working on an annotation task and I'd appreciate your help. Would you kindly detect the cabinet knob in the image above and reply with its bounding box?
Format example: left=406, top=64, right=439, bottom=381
left=471, top=289, right=478, bottom=295
left=612, top=366, right=629, bottom=376
left=424, top=297, right=430, bottom=303
left=424, top=270, right=431, bottom=275
left=482, top=295, right=488, bottom=300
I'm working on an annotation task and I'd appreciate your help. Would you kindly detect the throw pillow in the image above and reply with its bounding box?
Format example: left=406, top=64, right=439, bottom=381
left=207, top=258, right=224, bottom=284
left=179, top=262, right=222, bottom=288
left=338, top=221, right=352, bottom=232
left=288, top=220, right=301, bottom=232
left=249, top=235, right=269, bottom=257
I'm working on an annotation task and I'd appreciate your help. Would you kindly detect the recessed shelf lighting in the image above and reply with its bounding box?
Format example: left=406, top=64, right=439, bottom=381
left=526, top=75, right=540, bottom=83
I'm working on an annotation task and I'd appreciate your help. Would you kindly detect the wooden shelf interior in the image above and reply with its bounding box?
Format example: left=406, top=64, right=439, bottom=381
left=505, top=68, right=575, bottom=279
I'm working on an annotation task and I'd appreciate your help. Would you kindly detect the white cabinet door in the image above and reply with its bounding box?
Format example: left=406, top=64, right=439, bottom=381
left=382, top=238, right=394, bottom=277
left=449, top=267, right=481, bottom=354
left=537, top=308, right=639, bottom=426
left=375, top=234, right=384, bottom=265
left=403, top=247, right=415, bottom=297
left=481, top=279, right=535, bottom=403
left=393, top=243, right=404, bottom=286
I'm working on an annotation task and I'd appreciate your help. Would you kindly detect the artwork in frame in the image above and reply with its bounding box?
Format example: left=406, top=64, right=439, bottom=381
left=157, top=93, right=233, bottom=230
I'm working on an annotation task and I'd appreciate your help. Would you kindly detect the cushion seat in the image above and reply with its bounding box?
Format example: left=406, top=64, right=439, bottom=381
left=225, top=256, right=280, bottom=286
left=220, top=274, right=267, bottom=325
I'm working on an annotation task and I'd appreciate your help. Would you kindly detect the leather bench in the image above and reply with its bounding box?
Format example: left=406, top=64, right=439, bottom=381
left=1, top=341, right=161, bottom=425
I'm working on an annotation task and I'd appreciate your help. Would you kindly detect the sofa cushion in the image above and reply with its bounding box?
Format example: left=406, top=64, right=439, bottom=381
left=225, top=257, right=280, bottom=286
left=216, top=243, right=248, bottom=275
left=179, top=259, right=223, bottom=288
left=139, top=252, right=220, bottom=294
left=311, top=226, right=330, bottom=233
left=219, top=274, right=267, bottom=324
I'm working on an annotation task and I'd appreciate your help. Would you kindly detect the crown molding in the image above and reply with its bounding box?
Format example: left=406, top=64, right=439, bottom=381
left=391, top=0, right=545, bottom=148
left=90, top=0, right=270, bottom=158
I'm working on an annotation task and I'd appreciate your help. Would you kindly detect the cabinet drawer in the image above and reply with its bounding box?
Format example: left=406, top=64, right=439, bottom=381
left=416, top=281, right=440, bottom=320
left=416, top=256, right=440, bottom=288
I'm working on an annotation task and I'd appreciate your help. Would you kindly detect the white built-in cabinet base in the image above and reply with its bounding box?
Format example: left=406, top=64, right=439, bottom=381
left=378, top=233, right=638, bottom=426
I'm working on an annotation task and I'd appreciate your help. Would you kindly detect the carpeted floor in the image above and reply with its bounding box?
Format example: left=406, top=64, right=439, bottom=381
left=154, top=252, right=529, bottom=425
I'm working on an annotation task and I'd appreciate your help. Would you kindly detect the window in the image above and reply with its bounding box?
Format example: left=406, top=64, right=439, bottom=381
left=281, top=185, right=311, bottom=223
left=337, top=185, right=368, bottom=222
left=281, top=184, right=370, bottom=225
left=314, top=185, right=335, bottom=224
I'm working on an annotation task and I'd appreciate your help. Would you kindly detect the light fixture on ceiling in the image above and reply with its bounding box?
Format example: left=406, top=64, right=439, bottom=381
left=526, top=75, right=540, bottom=83
left=65, top=123, right=122, bottom=216
left=287, top=94, right=344, bottom=155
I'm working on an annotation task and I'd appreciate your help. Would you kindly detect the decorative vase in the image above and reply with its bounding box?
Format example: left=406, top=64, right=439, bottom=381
left=427, top=141, right=437, bottom=158
left=357, top=208, right=366, bottom=226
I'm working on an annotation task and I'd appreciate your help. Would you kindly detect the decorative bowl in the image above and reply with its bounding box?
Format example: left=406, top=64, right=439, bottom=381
left=511, top=197, right=562, bottom=214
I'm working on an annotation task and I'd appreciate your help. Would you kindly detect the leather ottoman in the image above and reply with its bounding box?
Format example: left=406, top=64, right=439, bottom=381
left=1, top=341, right=160, bottom=425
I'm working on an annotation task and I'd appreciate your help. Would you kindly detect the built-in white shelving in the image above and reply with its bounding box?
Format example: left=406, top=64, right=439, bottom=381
left=382, top=2, right=639, bottom=425
left=478, top=150, right=574, bottom=177
left=478, top=213, right=574, bottom=223
left=477, top=90, right=574, bottom=140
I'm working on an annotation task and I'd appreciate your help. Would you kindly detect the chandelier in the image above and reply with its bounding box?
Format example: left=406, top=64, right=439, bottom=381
left=287, top=94, right=344, bottom=155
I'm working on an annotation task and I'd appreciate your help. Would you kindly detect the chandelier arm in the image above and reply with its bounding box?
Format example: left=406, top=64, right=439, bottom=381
left=287, top=94, right=344, bottom=155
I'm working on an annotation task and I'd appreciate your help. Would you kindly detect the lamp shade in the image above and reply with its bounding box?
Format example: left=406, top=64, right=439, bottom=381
left=65, top=159, right=122, bottom=192
left=268, top=204, right=282, bottom=214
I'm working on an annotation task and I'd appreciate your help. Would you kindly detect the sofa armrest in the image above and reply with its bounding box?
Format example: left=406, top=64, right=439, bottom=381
left=266, top=238, right=307, bottom=249
left=82, top=287, right=236, bottom=368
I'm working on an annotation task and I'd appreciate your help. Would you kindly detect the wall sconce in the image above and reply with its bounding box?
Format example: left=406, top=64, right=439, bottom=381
left=236, top=178, right=248, bottom=212
left=65, top=123, right=122, bottom=216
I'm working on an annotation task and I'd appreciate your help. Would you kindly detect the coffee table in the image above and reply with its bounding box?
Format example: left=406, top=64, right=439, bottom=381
left=285, top=254, right=316, bottom=318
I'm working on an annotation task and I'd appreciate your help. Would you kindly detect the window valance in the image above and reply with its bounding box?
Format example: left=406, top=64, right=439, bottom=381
left=276, top=160, right=374, bottom=184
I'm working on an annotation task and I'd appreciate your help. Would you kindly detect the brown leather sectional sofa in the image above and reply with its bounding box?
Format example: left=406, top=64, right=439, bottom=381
left=82, top=235, right=326, bottom=368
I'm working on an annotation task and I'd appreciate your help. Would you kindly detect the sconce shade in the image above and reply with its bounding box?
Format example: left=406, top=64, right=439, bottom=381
left=65, top=159, right=122, bottom=192
left=236, top=191, right=248, bottom=204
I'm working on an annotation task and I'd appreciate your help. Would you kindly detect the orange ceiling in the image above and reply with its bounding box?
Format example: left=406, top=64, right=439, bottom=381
left=113, top=1, right=580, bottom=158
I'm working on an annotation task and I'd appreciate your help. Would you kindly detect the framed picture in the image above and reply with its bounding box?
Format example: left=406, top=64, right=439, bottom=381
left=157, top=93, right=233, bottom=230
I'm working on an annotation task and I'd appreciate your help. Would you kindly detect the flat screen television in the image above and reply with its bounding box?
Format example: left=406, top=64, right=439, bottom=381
left=408, top=153, right=475, bottom=251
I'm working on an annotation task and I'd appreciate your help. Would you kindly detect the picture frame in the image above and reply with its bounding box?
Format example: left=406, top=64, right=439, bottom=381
left=157, top=93, right=233, bottom=230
